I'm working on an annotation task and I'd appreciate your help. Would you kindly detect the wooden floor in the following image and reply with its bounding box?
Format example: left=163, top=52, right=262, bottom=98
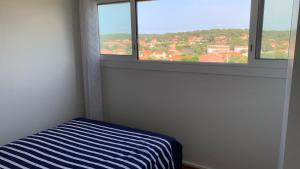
left=182, top=165, right=199, bottom=169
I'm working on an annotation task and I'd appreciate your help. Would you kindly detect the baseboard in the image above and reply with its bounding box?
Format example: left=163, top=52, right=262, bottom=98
left=183, top=160, right=213, bottom=169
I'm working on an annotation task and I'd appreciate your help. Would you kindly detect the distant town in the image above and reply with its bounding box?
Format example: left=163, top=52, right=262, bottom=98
left=100, top=29, right=290, bottom=63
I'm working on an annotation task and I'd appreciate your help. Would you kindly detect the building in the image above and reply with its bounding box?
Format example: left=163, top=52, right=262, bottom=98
left=207, top=45, right=231, bottom=54
left=234, top=46, right=248, bottom=53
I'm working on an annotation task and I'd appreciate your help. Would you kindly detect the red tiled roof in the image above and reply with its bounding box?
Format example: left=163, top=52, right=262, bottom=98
left=199, top=54, right=226, bottom=63
left=199, top=52, right=244, bottom=63
left=100, top=49, right=113, bottom=54
left=153, top=50, right=164, bottom=55
left=169, top=55, right=192, bottom=61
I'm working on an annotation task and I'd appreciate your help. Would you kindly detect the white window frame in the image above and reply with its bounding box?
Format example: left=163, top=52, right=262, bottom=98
left=97, top=0, right=289, bottom=78
left=97, top=0, right=135, bottom=61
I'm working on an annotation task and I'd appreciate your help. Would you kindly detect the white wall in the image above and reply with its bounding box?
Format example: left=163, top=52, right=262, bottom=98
left=284, top=46, right=300, bottom=168
left=0, top=0, right=84, bottom=145
left=102, top=66, right=286, bottom=169
left=0, top=1, right=287, bottom=168
left=283, top=1, right=300, bottom=168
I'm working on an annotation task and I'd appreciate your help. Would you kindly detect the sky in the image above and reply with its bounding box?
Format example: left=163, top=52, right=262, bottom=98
left=263, top=0, right=294, bottom=31
left=98, top=3, right=132, bottom=35
left=99, top=0, right=294, bottom=35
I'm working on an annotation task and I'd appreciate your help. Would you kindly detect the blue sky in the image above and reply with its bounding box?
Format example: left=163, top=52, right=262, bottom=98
left=99, top=0, right=293, bottom=35
left=99, top=3, right=132, bottom=35
left=263, top=0, right=294, bottom=30
left=138, top=0, right=251, bottom=34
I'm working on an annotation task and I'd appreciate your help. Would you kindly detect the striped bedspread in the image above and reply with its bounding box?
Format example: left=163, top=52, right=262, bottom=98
left=0, top=118, right=182, bottom=169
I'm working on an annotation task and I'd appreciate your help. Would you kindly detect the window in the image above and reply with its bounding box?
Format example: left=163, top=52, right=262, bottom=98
left=97, top=0, right=293, bottom=63
left=259, top=0, right=294, bottom=59
left=137, top=0, right=251, bottom=63
left=98, top=2, right=133, bottom=55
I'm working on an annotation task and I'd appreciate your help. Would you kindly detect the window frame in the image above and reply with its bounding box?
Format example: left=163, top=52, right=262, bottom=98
left=97, top=0, right=136, bottom=61
left=254, top=0, right=293, bottom=61
left=97, top=0, right=289, bottom=71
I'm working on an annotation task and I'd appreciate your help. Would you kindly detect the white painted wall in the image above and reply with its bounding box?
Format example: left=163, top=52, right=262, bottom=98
left=283, top=1, right=300, bottom=168
left=102, top=66, right=286, bottom=169
left=0, top=0, right=84, bottom=145
left=0, top=1, right=288, bottom=168
left=284, top=49, right=300, bottom=169
left=277, top=1, right=300, bottom=169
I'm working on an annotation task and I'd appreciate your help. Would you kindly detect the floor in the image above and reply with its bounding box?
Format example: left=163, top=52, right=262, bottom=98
left=182, top=165, right=199, bottom=169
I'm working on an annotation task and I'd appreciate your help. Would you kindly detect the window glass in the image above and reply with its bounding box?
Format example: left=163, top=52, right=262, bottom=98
left=98, top=3, right=132, bottom=55
left=260, top=0, right=293, bottom=59
left=137, top=0, right=251, bottom=63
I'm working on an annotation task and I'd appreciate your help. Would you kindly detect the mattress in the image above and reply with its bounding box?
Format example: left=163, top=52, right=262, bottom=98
left=0, top=118, right=182, bottom=169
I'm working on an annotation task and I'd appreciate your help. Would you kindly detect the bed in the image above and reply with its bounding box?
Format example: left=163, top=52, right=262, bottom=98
left=0, top=118, right=182, bottom=169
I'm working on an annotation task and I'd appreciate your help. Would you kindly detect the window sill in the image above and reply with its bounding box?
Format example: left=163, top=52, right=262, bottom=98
left=100, top=58, right=288, bottom=79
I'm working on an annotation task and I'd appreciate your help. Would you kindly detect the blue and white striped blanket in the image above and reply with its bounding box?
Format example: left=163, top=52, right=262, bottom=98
left=0, top=118, right=182, bottom=169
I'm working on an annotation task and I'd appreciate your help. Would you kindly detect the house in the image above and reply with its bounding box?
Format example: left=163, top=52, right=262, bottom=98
left=150, top=38, right=158, bottom=48
left=169, top=54, right=193, bottom=61
left=188, top=36, right=203, bottom=45
left=234, top=46, right=248, bottom=54
left=214, top=35, right=228, bottom=44
left=199, top=54, right=227, bottom=63
left=139, top=49, right=152, bottom=60
left=207, top=45, right=231, bottom=54
left=150, top=50, right=168, bottom=60
left=100, top=48, right=113, bottom=54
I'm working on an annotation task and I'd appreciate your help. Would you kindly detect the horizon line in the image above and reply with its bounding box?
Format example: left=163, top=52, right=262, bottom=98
left=101, top=28, right=290, bottom=36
